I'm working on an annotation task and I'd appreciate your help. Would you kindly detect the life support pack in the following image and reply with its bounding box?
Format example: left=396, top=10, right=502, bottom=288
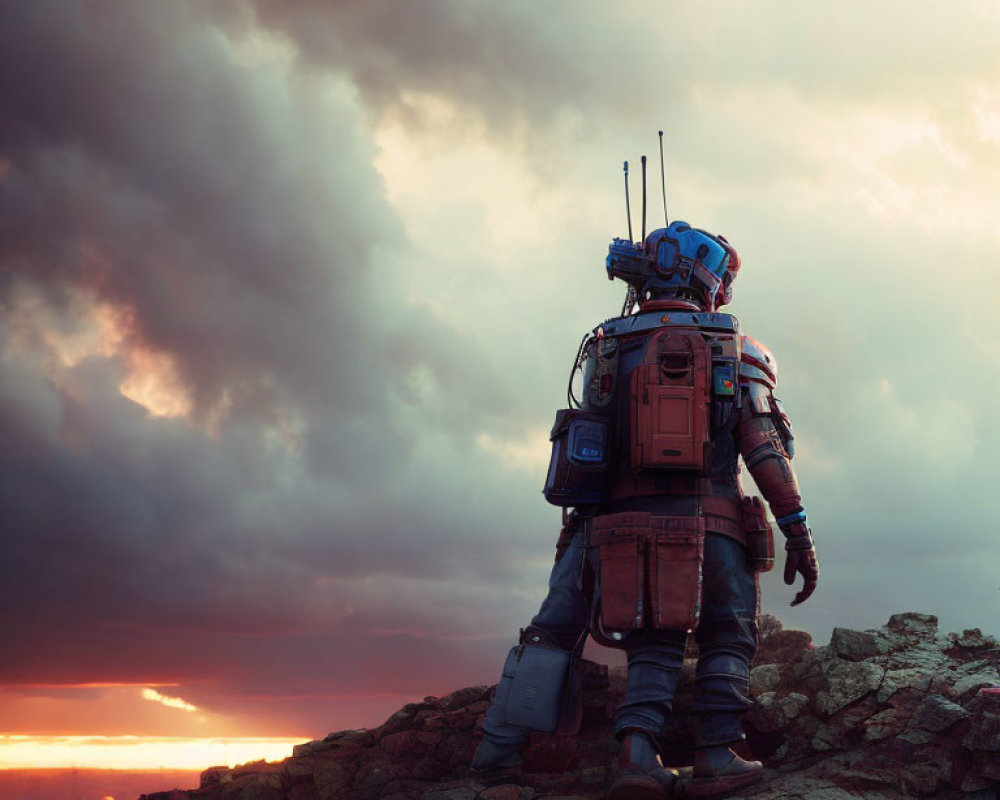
left=621, top=312, right=741, bottom=478
left=629, top=327, right=713, bottom=472
left=542, top=311, right=742, bottom=506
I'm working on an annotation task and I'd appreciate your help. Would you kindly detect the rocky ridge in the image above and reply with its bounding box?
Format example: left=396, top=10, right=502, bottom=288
left=141, top=613, right=1000, bottom=800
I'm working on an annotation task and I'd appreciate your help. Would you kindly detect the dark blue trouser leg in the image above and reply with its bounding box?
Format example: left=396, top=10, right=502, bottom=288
left=612, top=628, right=687, bottom=738
left=481, top=529, right=758, bottom=750
left=527, top=528, right=591, bottom=648
left=693, top=534, right=759, bottom=746
left=480, top=528, right=590, bottom=746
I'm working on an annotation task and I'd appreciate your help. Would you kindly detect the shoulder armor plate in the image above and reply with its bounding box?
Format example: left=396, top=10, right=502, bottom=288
left=599, top=310, right=739, bottom=339
left=739, top=335, right=777, bottom=389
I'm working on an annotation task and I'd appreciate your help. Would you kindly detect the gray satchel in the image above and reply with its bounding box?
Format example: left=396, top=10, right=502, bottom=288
left=496, top=630, right=587, bottom=735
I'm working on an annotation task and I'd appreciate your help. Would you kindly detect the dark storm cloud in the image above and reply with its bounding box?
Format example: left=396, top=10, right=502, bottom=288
left=0, top=1, right=392, bottom=427
left=5, top=0, right=999, bottom=742
left=238, top=0, right=1000, bottom=686
left=243, top=0, right=1000, bottom=140
left=246, top=0, right=623, bottom=128
left=0, top=0, right=541, bottom=728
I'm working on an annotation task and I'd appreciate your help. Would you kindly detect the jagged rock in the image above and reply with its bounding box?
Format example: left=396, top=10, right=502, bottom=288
left=313, top=762, right=350, bottom=800
left=755, top=628, right=813, bottom=666
left=138, top=612, right=1000, bottom=800
left=815, top=658, right=884, bottom=715
left=888, top=612, right=939, bottom=637
left=948, top=660, right=1000, bottom=698
left=477, top=786, right=532, bottom=800
left=758, top=612, right=784, bottom=640
left=895, top=728, right=935, bottom=745
left=964, top=692, right=1000, bottom=752
left=749, top=663, right=782, bottom=694
left=776, top=692, right=810, bottom=721
left=201, top=767, right=232, bottom=788
left=878, top=667, right=933, bottom=702
left=812, top=720, right=849, bottom=751
left=886, top=644, right=948, bottom=672
left=955, top=628, right=999, bottom=650
left=221, top=773, right=283, bottom=800
left=419, top=786, right=477, bottom=800
left=863, top=708, right=903, bottom=741
left=909, top=693, right=969, bottom=732
left=287, top=785, right=319, bottom=800
left=831, top=627, right=880, bottom=661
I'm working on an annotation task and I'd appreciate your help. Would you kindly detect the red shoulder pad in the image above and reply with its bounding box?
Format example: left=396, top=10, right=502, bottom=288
left=740, top=335, right=777, bottom=389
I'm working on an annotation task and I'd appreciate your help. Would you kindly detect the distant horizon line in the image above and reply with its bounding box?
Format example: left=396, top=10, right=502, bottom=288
left=0, top=735, right=308, bottom=771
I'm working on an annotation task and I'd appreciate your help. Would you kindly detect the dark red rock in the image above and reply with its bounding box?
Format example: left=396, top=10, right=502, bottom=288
left=754, top=629, right=813, bottom=666
left=136, top=614, right=1000, bottom=800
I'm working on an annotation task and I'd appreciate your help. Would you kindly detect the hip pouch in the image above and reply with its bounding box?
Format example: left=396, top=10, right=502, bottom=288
left=543, top=408, right=611, bottom=507
left=742, top=496, right=775, bottom=573
left=590, top=512, right=705, bottom=641
left=498, top=642, right=582, bottom=735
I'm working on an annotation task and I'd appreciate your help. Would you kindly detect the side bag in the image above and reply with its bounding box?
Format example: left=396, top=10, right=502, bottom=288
left=543, top=408, right=611, bottom=506
left=496, top=642, right=583, bottom=735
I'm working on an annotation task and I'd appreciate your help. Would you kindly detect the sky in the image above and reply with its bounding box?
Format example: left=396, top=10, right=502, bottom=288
left=2, top=0, right=1000, bottom=770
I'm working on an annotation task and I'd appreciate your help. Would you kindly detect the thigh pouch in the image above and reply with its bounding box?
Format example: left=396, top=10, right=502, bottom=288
left=497, top=639, right=583, bottom=735
left=590, top=512, right=705, bottom=641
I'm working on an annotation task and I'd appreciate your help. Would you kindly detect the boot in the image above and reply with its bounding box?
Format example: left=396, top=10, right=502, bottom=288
left=606, top=731, right=679, bottom=800
left=470, top=735, right=523, bottom=783
left=685, top=743, right=763, bottom=797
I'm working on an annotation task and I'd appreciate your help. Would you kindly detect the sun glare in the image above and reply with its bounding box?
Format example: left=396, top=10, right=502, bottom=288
left=0, top=736, right=304, bottom=770
left=140, top=688, right=198, bottom=713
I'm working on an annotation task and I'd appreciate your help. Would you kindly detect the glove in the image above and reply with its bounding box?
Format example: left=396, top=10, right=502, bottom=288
left=780, top=519, right=818, bottom=607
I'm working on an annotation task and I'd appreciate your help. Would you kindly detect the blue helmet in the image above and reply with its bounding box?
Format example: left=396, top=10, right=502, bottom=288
left=642, top=221, right=739, bottom=310
left=606, top=221, right=740, bottom=311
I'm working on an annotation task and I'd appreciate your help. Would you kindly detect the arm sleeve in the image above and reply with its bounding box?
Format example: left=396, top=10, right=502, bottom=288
left=734, top=395, right=803, bottom=520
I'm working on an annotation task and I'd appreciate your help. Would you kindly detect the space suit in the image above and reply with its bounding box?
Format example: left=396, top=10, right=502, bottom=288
left=472, top=221, right=818, bottom=799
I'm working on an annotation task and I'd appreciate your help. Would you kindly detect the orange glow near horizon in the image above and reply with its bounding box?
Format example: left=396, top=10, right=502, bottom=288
left=0, top=736, right=307, bottom=770
left=4, top=683, right=181, bottom=690
left=140, top=689, right=198, bottom=713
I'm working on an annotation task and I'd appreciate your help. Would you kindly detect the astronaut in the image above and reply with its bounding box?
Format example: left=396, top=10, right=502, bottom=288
left=471, top=221, right=818, bottom=799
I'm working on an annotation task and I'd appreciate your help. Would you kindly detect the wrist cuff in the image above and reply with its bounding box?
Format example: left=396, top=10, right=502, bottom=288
left=776, top=509, right=807, bottom=526
left=783, top=526, right=815, bottom=550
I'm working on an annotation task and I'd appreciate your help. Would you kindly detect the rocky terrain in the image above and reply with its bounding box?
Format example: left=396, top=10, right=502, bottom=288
left=140, top=612, right=1000, bottom=800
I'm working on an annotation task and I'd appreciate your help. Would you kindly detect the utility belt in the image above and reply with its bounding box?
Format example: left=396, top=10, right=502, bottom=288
left=588, top=499, right=773, bottom=646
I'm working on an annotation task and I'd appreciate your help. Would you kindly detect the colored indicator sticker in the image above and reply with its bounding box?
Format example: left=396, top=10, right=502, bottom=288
left=713, top=366, right=735, bottom=395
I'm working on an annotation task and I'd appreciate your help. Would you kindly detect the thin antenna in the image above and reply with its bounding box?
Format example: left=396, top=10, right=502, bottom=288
left=641, top=155, right=647, bottom=244
left=658, top=130, right=668, bottom=226
left=623, top=160, right=633, bottom=242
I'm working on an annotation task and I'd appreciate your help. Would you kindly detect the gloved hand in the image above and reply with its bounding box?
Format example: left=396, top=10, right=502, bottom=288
left=780, top=520, right=818, bottom=607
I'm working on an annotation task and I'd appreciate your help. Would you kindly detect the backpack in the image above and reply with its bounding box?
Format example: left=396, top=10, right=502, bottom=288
left=629, top=326, right=714, bottom=472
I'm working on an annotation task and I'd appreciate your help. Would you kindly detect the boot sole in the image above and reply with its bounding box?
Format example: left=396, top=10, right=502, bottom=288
left=467, top=765, right=523, bottom=786
left=682, top=770, right=763, bottom=797
left=607, top=773, right=675, bottom=800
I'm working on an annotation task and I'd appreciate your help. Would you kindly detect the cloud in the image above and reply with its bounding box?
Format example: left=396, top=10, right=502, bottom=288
left=141, top=688, right=198, bottom=713
left=0, top=1, right=558, bottom=736
left=2, top=0, right=1000, bottom=741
